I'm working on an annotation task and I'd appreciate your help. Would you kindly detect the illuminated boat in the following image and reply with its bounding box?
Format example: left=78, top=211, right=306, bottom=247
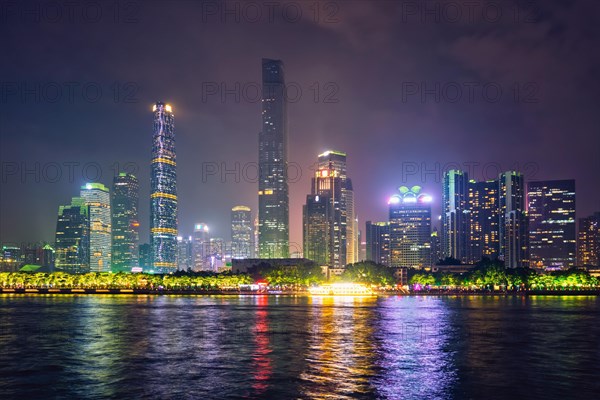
left=308, top=283, right=376, bottom=296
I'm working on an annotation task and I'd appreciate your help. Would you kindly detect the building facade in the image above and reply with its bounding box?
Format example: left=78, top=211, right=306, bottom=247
left=442, top=170, right=470, bottom=263
left=80, top=183, right=111, bottom=272
left=303, top=194, right=331, bottom=265
left=578, top=212, right=599, bottom=267
left=468, top=179, right=499, bottom=262
left=192, top=223, right=210, bottom=271
left=111, top=173, right=139, bottom=272
left=388, top=186, right=432, bottom=268
left=231, top=206, right=253, bottom=259
left=365, top=221, right=390, bottom=266
left=150, top=102, right=178, bottom=272
left=528, top=180, right=576, bottom=269
left=499, top=171, right=529, bottom=268
left=258, top=58, right=289, bottom=258
left=54, top=197, right=89, bottom=273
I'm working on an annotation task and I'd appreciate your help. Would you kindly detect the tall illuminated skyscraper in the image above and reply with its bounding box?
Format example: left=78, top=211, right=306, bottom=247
left=192, top=223, right=210, bottom=271
left=150, top=102, right=178, bottom=272
left=80, top=183, right=111, bottom=272
left=111, top=173, right=139, bottom=272
left=317, top=150, right=357, bottom=264
left=258, top=58, right=289, bottom=258
left=528, top=180, right=576, bottom=269
left=388, top=186, right=432, bottom=268
left=442, top=170, right=469, bottom=262
left=54, top=197, right=89, bottom=273
left=499, top=171, right=528, bottom=268
left=468, top=179, right=499, bottom=262
left=231, top=206, right=253, bottom=259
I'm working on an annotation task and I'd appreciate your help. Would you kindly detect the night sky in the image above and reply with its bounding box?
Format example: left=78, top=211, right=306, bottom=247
left=1, top=0, right=599, bottom=249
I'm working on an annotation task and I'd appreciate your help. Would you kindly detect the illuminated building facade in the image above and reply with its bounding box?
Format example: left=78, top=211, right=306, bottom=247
left=111, top=173, right=139, bottom=272
left=177, top=236, right=193, bottom=271
left=303, top=194, right=331, bottom=265
left=303, top=158, right=346, bottom=268
left=317, top=150, right=357, bottom=264
left=258, top=58, right=289, bottom=258
left=365, top=221, right=390, bottom=266
left=138, top=243, right=152, bottom=270
left=388, top=186, right=432, bottom=268
left=231, top=206, right=253, bottom=259
left=192, top=223, right=210, bottom=271
left=150, top=101, right=178, bottom=271
left=442, top=170, right=470, bottom=263
left=54, top=197, right=89, bottom=273
left=577, top=212, right=599, bottom=267
left=80, top=183, right=111, bottom=272
left=528, top=180, right=576, bottom=269
left=499, top=171, right=528, bottom=268
left=468, top=179, right=499, bottom=262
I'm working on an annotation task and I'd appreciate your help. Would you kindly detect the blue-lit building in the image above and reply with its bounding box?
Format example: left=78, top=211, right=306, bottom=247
left=442, top=170, right=469, bottom=263
left=150, top=102, right=178, bottom=272
left=258, top=58, right=289, bottom=258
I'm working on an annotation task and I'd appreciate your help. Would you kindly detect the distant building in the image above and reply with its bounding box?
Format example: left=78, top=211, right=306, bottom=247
left=578, top=212, right=599, bottom=267
left=54, top=197, right=89, bottom=273
left=303, top=194, right=331, bottom=265
left=442, top=170, right=469, bottom=263
left=232, top=258, right=316, bottom=274
left=111, top=173, right=139, bottom=272
left=177, top=236, right=193, bottom=271
left=528, top=180, right=576, bottom=269
left=80, top=183, right=111, bottom=272
left=192, top=223, right=210, bottom=271
left=231, top=206, right=253, bottom=259
left=258, top=58, right=289, bottom=258
left=499, top=171, right=528, bottom=268
left=468, top=179, right=499, bottom=262
left=430, top=228, right=441, bottom=264
left=365, top=221, right=390, bottom=266
left=388, top=186, right=432, bottom=268
left=138, top=243, right=152, bottom=271
left=150, top=101, right=178, bottom=272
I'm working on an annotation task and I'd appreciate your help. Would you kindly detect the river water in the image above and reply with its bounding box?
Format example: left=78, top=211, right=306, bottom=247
left=1, top=295, right=598, bottom=399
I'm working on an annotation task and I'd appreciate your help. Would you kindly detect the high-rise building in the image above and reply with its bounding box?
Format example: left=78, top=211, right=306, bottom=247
left=365, top=221, right=390, bottom=266
left=138, top=243, right=152, bottom=271
left=80, top=183, right=111, bottom=272
left=192, top=223, right=210, bottom=271
left=528, top=180, right=576, bottom=269
left=577, top=212, right=599, bottom=267
left=442, top=170, right=470, bottom=263
left=54, top=197, right=89, bottom=273
left=468, top=179, right=499, bottom=262
left=150, top=101, right=178, bottom=272
left=231, top=206, right=253, bottom=259
left=388, top=186, right=432, bottom=268
left=430, top=228, right=441, bottom=264
left=303, top=156, right=347, bottom=268
left=499, top=171, right=528, bottom=268
left=317, top=150, right=357, bottom=264
left=111, top=173, right=139, bottom=272
left=177, top=236, right=193, bottom=271
left=303, top=194, right=331, bottom=265
left=258, top=58, right=289, bottom=258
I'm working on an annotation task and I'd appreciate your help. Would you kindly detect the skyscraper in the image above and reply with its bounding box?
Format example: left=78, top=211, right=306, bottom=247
left=303, top=194, right=331, bottom=265
left=442, top=170, right=469, bottom=262
left=317, top=150, right=357, bottom=264
left=54, top=197, right=89, bottom=273
left=528, top=180, right=576, bottom=269
left=577, top=212, right=600, bottom=267
left=138, top=243, right=152, bottom=271
left=499, top=171, right=528, bottom=268
left=192, top=223, right=210, bottom=271
left=177, top=236, right=193, bottom=271
left=80, top=183, right=111, bottom=272
left=468, top=179, right=499, bottom=262
left=303, top=156, right=347, bottom=268
left=365, top=221, right=390, bottom=266
left=258, top=58, right=289, bottom=258
left=150, top=102, right=178, bottom=272
left=388, top=186, right=432, bottom=268
left=111, top=173, right=139, bottom=272
left=231, top=206, right=253, bottom=259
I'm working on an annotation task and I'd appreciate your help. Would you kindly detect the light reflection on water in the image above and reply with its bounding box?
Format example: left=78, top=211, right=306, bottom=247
left=0, top=295, right=599, bottom=399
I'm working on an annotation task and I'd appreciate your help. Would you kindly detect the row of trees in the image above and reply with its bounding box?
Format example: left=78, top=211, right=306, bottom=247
left=0, top=271, right=253, bottom=290
left=409, top=261, right=599, bottom=290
